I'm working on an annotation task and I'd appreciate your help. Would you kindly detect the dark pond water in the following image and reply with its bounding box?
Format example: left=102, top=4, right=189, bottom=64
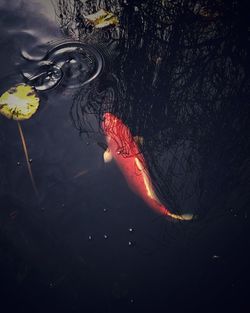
left=0, top=1, right=249, bottom=312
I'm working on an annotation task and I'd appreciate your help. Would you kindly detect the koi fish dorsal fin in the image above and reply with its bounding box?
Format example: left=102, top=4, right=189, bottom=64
left=134, top=157, right=161, bottom=203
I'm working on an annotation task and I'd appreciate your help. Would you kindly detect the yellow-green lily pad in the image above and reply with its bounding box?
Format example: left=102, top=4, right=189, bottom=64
left=0, top=84, right=40, bottom=121
left=85, top=9, right=119, bottom=29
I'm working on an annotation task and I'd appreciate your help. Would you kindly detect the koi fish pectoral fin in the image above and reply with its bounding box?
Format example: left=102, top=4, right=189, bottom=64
left=103, top=148, right=113, bottom=163
left=133, top=136, right=144, bottom=146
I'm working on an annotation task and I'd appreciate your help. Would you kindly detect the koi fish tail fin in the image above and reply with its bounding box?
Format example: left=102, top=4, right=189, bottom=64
left=165, top=210, right=194, bottom=221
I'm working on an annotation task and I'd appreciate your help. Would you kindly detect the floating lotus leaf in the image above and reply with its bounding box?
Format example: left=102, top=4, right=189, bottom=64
left=0, top=84, right=39, bottom=121
left=85, top=9, right=119, bottom=28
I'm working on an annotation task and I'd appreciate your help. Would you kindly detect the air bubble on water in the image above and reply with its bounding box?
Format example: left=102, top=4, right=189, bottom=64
left=49, top=282, right=54, bottom=288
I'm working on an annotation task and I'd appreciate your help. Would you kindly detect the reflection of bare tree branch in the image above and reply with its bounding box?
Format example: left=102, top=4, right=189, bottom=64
left=56, top=0, right=250, bottom=218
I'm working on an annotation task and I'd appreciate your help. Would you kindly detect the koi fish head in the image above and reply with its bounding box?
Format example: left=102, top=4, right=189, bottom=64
left=102, top=112, right=138, bottom=158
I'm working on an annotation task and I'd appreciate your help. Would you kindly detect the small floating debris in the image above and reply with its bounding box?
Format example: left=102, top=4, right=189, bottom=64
left=49, top=282, right=55, bottom=288
left=212, top=255, right=220, bottom=259
left=72, top=169, right=88, bottom=179
left=193, top=4, right=220, bottom=19
left=85, top=9, right=119, bottom=29
left=104, top=234, right=108, bottom=239
left=10, top=211, right=18, bottom=219
left=128, top=228, right=134, bottom=233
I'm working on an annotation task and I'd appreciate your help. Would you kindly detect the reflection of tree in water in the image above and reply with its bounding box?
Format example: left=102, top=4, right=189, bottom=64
left=55, top=0, right=250, bottom=219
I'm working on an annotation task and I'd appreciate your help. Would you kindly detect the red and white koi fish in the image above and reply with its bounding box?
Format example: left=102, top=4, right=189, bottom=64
left=102, top=112, right=193, bottom=221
